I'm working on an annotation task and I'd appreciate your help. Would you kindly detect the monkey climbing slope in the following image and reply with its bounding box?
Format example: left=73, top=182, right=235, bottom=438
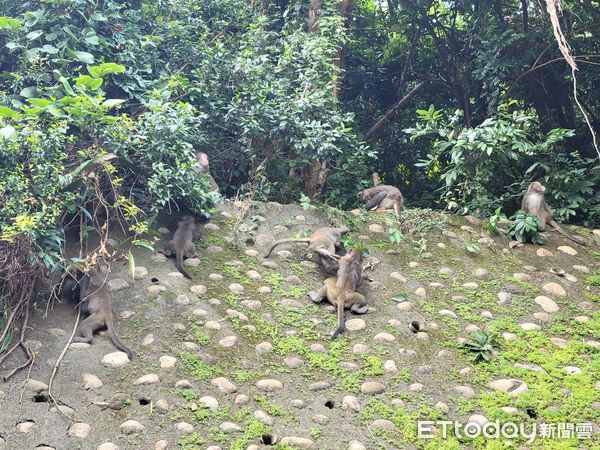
left=0, top=201, right=599, bottom=449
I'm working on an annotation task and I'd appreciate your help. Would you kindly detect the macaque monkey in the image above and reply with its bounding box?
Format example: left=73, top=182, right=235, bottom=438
left=160, top=215, right=197, bottom=279
left=372, top=172, right=381, bottom=186
left=359, top=185, right=403, bottom=222
left=521, top=181, right=586, bottom=246
left=195, top=152, right=219, bottom=191
left=74, top=269, right=133, bottom=359
left=309, top=248, right=368, bottom=339
left=264, top=220, right=350, bottom=274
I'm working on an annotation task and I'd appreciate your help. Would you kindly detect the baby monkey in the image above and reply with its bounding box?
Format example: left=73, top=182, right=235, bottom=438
left=521, top=181, right=586, bottom=246
left=310, top=248, right=368, bottom=339
left=74, top=269, right=133, bottom=359
left=161, top=215, right=197, bottom=279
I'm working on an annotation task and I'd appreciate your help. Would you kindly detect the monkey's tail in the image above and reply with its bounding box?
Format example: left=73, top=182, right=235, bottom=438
left=106, top=315, right=133, bottom=360
left=176, top=250, right=192, bottom=279
left=263, top=238, right=312, bottom=258
left=331, top=293, right=346, bottom=339
left=549, top=220, right=587, bottom=246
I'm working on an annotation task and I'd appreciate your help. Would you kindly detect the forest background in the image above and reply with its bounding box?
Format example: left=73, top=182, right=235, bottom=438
left=0, top=0, right=599, bottom=329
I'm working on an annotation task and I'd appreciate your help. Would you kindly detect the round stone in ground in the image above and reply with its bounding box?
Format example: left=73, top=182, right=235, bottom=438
left=342, top=395, right=361, bottom=412
left=199, top=396, right=219, bottom=409
left=490, top=379, right=528, bottom=397
left=534, top=296, right=559, bottom=313
left=536, top=248, right=553, bottom=257
left=454, top=385, right=476, bottom=399
left=190, top=284, right=207, bottom=295
left=102, top=352, right=130, bottom=368
left=361, top=381, right=386, bottom=394
left=279, top=437, right=315, bottom=449
left=120, top=420, right=145, bottom=434
left=557, top=245, right=577, bottom=255
left=543, top=282, right=566, bottom=297
left=345, top=319, right=366, bottom=331
left=82, top=374, right=103, bottom=390
left=256, top=379, right=283, bottom=391
left=133, top=373, right=159, bottom=385
left=68, top=422, right=91, bottom=439
left=211, top=377, right=237, bottom=394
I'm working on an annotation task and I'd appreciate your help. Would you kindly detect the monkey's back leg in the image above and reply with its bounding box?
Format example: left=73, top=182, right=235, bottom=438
left=364, top=191, right=388, bottom=210
left=73, top=313, right=103, bottom=343
left=346, top=292, right=368, bottom=314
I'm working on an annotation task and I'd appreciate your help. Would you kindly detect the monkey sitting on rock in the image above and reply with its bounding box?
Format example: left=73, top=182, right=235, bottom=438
left=521, top=181, right=586, bottom=246
left=159, top=215, right=198, bottom=279
left=359, top=184, right=404, bottom=222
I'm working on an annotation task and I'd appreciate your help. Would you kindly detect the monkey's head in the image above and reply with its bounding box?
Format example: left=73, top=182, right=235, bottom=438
left=358, top=189, right=369, bottom=202
left=528, top=181, right=546, bottom=194
left=348, top=247, right=363, bottom=262
left=196, top=152, right=209, bottom=168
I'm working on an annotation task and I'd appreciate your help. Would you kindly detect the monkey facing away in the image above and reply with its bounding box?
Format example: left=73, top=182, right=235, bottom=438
left=521, top=181, right=586, bottom=246
left=359, top=185, right=403, bottom=222
left=309, top=248, right=368, bottom=339
left=74, top=269, right=133, bottom=359
left=264, top=220, right=350, bottom=274
left=195, top=151, right=219, bottom=192
left=160, top=215, right=197, bottom=279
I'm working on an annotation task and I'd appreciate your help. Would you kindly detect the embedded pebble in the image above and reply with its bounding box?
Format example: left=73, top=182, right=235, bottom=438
left=490, top=379, right=528, bottom=397
left=82, top=374, right=103, bottom=390
left=463, top=282, right=479, bottom=289
left=442, top=230, right=458, bottom=238
left=17, top=421, right=36, bottom=433
left=258, top=286, right=272, bottom=294
left=206, top=246, right=223, bottom=254
left=465, top=324, right=480, bottom=333
left=309, top=381, right=331, bottom=391
left=565, top=366, right=582, bottom=375
left=175, top=294, right=190, bottom=305
left=97, top=443, right=119, bottom=450
left=497, top=292, right=511, bottom=304
left=190, top=285, right=207, bottom=295
left=481, top=311, right=494, bottom=319
left=290, top=399, right=305, bottom=408
left=108, top=278, right=129, bottom=292
left=192, top=308, right=207, bottom=317
left=534, top=296, right=559, bottom=313
left=573, top=265, right=589, bottom=273
left=205, top=321, right=222, bottom=330
left=473, top=268, right=489, bottom=277
left=209, top=273, right=223, bottom=281
left=384, top=360, right=398, bottom=372
left=313, top=414, right=329, bottom=425
left=389, top=272, right=407, bottom=283
left=353, top=343, right=368, bottom=353
left=439, top=267, right=453, bottom=276
left=199, top=396, right=219, bottom=409
left=23, top=379, right=48, bottom=393
left=397, top=302, right=413, bottom=311
left=437, top=243, right=446, bottom=249
left=536, top=248, right=553, bottom=257
left=311, top=343, right=326, bottom=352
left=374, top=332, right=395, bottom=342
left=255, top=342, right=273, bottom=354
left=254, top=410, right=274, bottom=425
left=414, top=287, right=426, bottom=297
left=454, top=385, right=476, bottom=398
left=533, top=312, right=551, bottom=321
left=245, top=249, right=259, bottom=257
left=513, top=273, right=532, bottom=282
left=342, top=395, right=361, bottom=411
left=503, top=332, right=518, bottom=340
left=501, top=407, right=520, bottom=415
left=438, top=309, right=458, bottom=319
left=281, top=299, right=303, bottom=308
left=361, top=381, right=386, bottom=394
left=152, top=253, right=167, bottom=262
left=435, top=401, right=449, bottom=412
left=176, top=422, right=194, bottom=434
left=219, top=336, right=238, bottom=348
left=543, top=282, right=566, bottom=297
left=256, top=379, right=283, bottom=391
left=371, top=419, right=395, bottom=430
left=520, top=323, right=541, bottom=331
left=211, top=377, right=237, bottom=394
left=345, top=319, right=366, bottom=331
left=369, top=224, right=385, bottom=233
left=70, top=342, right=91, bottom=350
left=154, top=441, right=168, bottom=450
left=68, top=422, right=90, bottom=438
left=576, top=316, right=590, bottom=323
left=155, top=399, right=169, bottom=413
left=284, top=356, right=303, bottom=368
left=120, top=420, right=145, bottom=434
left=557, top=245, right=577, bottom=255
left=160, top=356, right=176, bottom=368
left=279, top=437, right=315, bottom=449
left=246, top=270, right=262, bottom=280
left=102, top=352, right=130, bottom=368
left=409, top=383, right=424, bottom=392
left=416, top=332, right=429, bottom=340
left=348, top=441, right=366, bottom=450
left=235, top=394, right=249, bottom=405
left=459, top=367, right=471, bottom=376
left=467, top=414, right=489, bottom=427
left=175, top=380, right=194, bottom=389
left=134, top=374, right=159, bottom=385
left=219, top=422, right=241, bottom=433
left=408, top=261, right=419, bottom=268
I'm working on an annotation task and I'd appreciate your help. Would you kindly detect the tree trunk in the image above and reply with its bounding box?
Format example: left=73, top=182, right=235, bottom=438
left=332, top=0, right=354, bottom=98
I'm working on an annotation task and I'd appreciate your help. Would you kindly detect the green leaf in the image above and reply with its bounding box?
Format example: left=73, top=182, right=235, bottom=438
left=28, top=98, right=51, bottom=108
left=88, top=62, right=125, bottom=78
left=59, top=77, right=76, bottom=96
left=102, top=99, right=126, bottom=108
left=40, top=44, right=58, bottom=54
left=75, top=74, right=103, bottom=90
left=0, top=17, right=21, bottom=30
left=26, top=29, right=43, bottom=40
left=132, top=240, right=155, bottom=251
left=0, top=126, right=16, bottom=140
left=19, top=86, right=37, bottom=98
left=0, top=106, right=19, bottom=117
left=74, top=50, right=94, bottom=64
left=392, top=295, right=408, bottom=303
left=129, top=250, right=136, bottom=280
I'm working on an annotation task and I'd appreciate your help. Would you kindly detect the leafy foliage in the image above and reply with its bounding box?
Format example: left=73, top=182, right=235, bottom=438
left=462, top=331, right=497, bottom=363
left=508, top=212, right=544, bottom=245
